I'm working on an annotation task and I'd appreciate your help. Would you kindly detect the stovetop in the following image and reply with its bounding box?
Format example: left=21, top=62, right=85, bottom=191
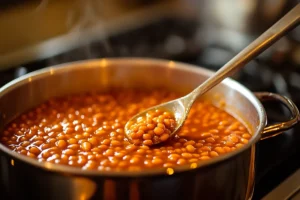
left=262, top=169, right=300, bottom=200
left=0, top=17, right=300, bottom=200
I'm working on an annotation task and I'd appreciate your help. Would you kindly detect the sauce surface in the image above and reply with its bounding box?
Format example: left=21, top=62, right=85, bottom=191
left=0, top=88, right=252, bottom=171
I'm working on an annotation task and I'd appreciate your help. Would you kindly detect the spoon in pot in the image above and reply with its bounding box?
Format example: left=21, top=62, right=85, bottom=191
left=125, top=4, right=300, bottom=146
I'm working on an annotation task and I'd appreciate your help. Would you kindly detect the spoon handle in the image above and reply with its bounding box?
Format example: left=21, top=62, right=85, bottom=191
left=187, top=3, right=300, bottom=103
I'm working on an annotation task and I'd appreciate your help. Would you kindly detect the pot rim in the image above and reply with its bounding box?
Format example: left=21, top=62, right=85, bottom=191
left=0, top=57, right=265, bottom=177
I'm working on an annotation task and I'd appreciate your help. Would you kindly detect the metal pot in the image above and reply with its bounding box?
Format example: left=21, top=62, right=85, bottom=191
left=0, top=58, right=299, bottom=200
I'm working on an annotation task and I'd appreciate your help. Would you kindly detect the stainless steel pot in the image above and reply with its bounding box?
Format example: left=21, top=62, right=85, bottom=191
left=0, top=58, right=299, bottom=200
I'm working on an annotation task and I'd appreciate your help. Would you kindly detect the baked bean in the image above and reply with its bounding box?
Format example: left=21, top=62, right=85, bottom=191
left=230, top=135, right=239, bottom=143
left=201, top=132, right=211, bottom=138
left=240, top=138, right=249, bottom=144
left=137, top=149, right=146, bottom=154
left=242, top=133, right=251, bottom=139
left=118, top=161, right=128, bottom=168
left=154, top=127, right=164, bottom=135
left=163, top=163, right=174, bottom=168
left=27, top=152, right=36, bottom=158
left=152, top=158, right=163, bottom=165
left=130, top=157, right=141, bottom=164
left=88, top=155, right=96, bottom=160
left=68, top=144, right=80, bottom=150
left=186, top=145, right=196, bottom=153
left=184, top=141, right=196, bottom=146
left=200, top=156, right=210, bottom=160
left=21, top=141, right=30, bottom=147
left=210, top=151, right=219, bottom=157
left=101, top=139, right=110, bottom=145
left=189, top=158, right=198, bottom=163
left=182, top=153, right=192, bottom=159
left=200, top=146, right=211, bottom=152
left=83, top=161, right=97, bottom=170
left=56, top=140, right=67, bottom=149
left=225, top=141, right=234, bottom=147
left=68, top=138, right=78, bottom=144
left=143, top=134, right=152, bottom=140
left=88, top=137, right=99, bottom=146
left=125, top=144, right=137, bottom=151
left=111, top=140, right=122, bottom=146
left=201, top=152, right=209, bottom=156
left=99, top=145, right=109, bottom=151
left=63, top=149, right=75, bottom=156
left=223, top=147, right=231, bottom=153
left=1, top=88, right=251, bottom=171
left=214, top=147, right=225, bottom=154
left=192, top=153, right=200, bottom=158
left=81, top=142, right=92, bottom=151
left=168, top=154, right=180, bottom=162
left=78, top=155, right=87, bottom=165
left=29, top=146, right=41, bottom=155
left=143, top=140, right=153, bottom=146
left=177, top=158, right=187, bottom=165
left=160, top=134, right=169, bottom=142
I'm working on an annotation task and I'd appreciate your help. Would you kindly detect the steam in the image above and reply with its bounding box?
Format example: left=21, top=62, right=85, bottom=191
left=67, top=0, right=99, bottom=33
left=46, top=0, right=112, bottom=65
left=27, top=0, right=187, bottom=67
left=34, top=0, right=49, bottom=12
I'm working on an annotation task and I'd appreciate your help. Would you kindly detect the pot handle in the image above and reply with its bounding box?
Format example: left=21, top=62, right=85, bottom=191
left=255, top=92, right=300, bottom=140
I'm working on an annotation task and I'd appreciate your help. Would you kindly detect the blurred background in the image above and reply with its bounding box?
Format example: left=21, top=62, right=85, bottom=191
left=0, top=0, right=300, bottom=96
left=0, top=0, right=300, bottom=199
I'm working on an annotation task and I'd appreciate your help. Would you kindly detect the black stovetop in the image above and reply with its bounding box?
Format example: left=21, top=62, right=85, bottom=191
left=0, top=17, right=300, bottom=200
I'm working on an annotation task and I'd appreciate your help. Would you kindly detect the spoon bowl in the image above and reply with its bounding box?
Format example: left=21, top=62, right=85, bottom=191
left=125, top=97, right=187, bottom=145
left=125, top=3, right=300, bottom=145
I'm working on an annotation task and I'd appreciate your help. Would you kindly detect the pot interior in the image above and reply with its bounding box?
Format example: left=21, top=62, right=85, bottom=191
left=0, top=58, right=265, bottom=174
